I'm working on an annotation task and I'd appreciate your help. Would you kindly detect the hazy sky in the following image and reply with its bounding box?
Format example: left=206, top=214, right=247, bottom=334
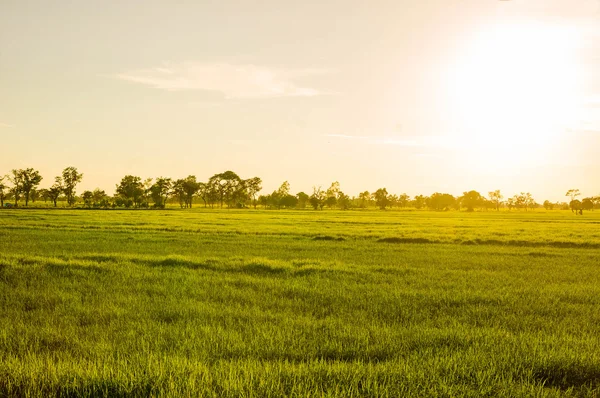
left=1, top=0, right=599, bottom=200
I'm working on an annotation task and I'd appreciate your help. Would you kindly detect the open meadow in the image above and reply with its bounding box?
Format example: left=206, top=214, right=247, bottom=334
left=1, top=208, right=600, bottom=397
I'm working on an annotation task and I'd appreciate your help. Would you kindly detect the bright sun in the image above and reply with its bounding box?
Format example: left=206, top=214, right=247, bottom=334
left=446, top=20, right=585, bottom=171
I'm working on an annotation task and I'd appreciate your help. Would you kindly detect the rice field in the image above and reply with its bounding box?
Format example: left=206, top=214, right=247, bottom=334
left=1, top=208, right=599, bottom=397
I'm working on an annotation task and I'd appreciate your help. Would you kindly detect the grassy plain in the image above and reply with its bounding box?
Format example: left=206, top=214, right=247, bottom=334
left=1, top=208, right=600, bottom=397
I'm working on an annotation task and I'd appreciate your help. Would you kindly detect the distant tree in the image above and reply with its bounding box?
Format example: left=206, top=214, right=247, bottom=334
left=513, top=192, right=535, bottom=211
left=427, top=192, right=456, bottom=211
left=566, top=189, right=581, bottom=204
left=325, top=181, right=340, bottom=209
left=296, top=192, right=309, bottom=209
left=116, top=175, right=144, bottom=208
left=81, top=190, right=94, bottom=208
left=30, top=188, right=40, bottom=204
left=570, top=199, right=583, bottom=214
left=258, top=195, right=269, bottom=209
left=398, top=193, right=410, bottom=208
left=488, top=190, right=503, bottom=211
left=310, top=186, right=326, bottom=210
left=181, top=176, right=201, bottom=208
left=280, top=194, right=298, bottom=209
left=62, top=167, right=83, bottom=207
left=209, top=171, right=243, bottom=208
left=149, top=177, right=172, bottom=208
left=459, top=190, right=484, bottom=212
left=47, top=179, right=63, bottom=207
left=0, top=176, right=7, bottom=207
left=582, top=197, right=594, bottom=211
left=245, top=177, right=262, bottom=209
left=337, top=192, right=351, bottom=210
left=38, top=188, right=49, bottom=204
left=8, top=169, right=25, bottom=206
left=412, top=195, right=426, bottom=209
left=358, top=191, right=370, bottom=208
left=22, top=169, right=43, bottom=206
left=92, top=189, right=109, bottom=208
left=374, top=188, right=390, bottom=210
left=171, top=180, right=187, bottom=208
left=543, top=200, right=554, bottom=210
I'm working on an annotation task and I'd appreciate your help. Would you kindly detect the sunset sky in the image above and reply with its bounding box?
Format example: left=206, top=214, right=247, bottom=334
left=1, top=0, right=599, bottom=201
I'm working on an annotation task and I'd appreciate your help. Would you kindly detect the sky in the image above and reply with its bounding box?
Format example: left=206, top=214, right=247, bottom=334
left=1, top=0, right=599, bottom=201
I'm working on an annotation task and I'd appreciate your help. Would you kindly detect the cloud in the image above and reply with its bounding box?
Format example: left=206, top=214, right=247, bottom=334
left=0, top=122, right=14, bottom=128
left=115, top=62, right=329, bottom=99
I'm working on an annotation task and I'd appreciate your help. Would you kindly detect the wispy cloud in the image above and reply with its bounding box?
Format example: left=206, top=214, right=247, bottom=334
left=115, top=62, right=330, bottom=99
left=0, top=122, right=14, bottom=128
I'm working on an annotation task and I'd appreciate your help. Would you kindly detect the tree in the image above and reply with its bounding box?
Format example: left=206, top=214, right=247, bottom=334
left=488, top=190, right=503, bottom=211
left=337, top=192, right=351, bottom=210
left=0, top=176, right=7, bottom=207
left=150, top=177, right=172, bottom=208
left=171, top=179, right=187, bottom=208
left=81, top=191, right=94, bottom=208
left=47, top=179, right=63, bottom=207
left=513, top=192, right=535, bottom=211
left=209, top=171, right=243, bottom=208
left=8, top=169, right=24, bottom=206
left=116, top=175, right=144, bottom=208
left=92, top=189, right=110, bottom=208
left=582, top=197, right=594, bottom=211
left=19, top=168, right=43, bottom=206
left=427, top=192, right=456, bottom=211
left=358, top=191, right=370, bottom=208
left=566, top=189, right=581, bottom=204
left=280, top=194, right=298, bottom=209
left=309, top=186, right=326, bottom=210
left=374, top=188, right=390, bottom=210
left=296, top=192, right=309, bottom=209
left=543, top=200, right=554, bottom=210
left=245, top=177, right=262, bottom=209
left=460, top=190, right=484, bottom=212
left=62, top=167, right=83, bottom=207
left=325, top=181, right=340, bottom=209
left=398, top=193, right=410, bottom=208
left=412, top=195, right=426, bottom=209
left=570, top=199, right=583, bottom=214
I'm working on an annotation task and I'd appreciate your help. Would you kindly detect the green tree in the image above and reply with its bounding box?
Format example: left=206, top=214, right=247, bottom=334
left=92, top=189, right=109, bottom=208
left=398, top=193, right=410, bottom=208
left=8, top=169, right=25, bottom=206
left=47, top=179, right=63, bottom=207
left=543, top=200, right=554, bottom=210
left=296, top=192, right=309, bottom=209
left=209, top=171, right=243, bottom=208
left=412, top=195, right=426, bottom=209
left=488, top=190, right=503, bottom=211
left=358, top=191, right=370, bottom=208
left=581, top=197, right=594, bottom=211
left=116, top=175, right=144, bottom=208
left=62, top=167, right=83, bottom=207
left=0, top=176, right=7, bottom=207
left=337, top=192, right=351, bottom=210
left=374, top=188, right=390, bottom=210
left=245, top=177, right=262, bottom=209
left=460, top=190, right=484, bottom=212
left=81, top=190, right=94, bottom=208
left=150, top=177, right=172, bottom=208
left=309, top=186, right=326, bottom=210
left=427, top=193, right=456, bottom=211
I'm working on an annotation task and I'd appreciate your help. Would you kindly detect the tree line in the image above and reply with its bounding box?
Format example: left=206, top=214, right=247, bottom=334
left=0, top=167, right=598, bottom=213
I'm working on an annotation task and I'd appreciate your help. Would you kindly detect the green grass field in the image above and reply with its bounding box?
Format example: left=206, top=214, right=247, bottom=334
left=1, top=209, right=600, bottom=397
